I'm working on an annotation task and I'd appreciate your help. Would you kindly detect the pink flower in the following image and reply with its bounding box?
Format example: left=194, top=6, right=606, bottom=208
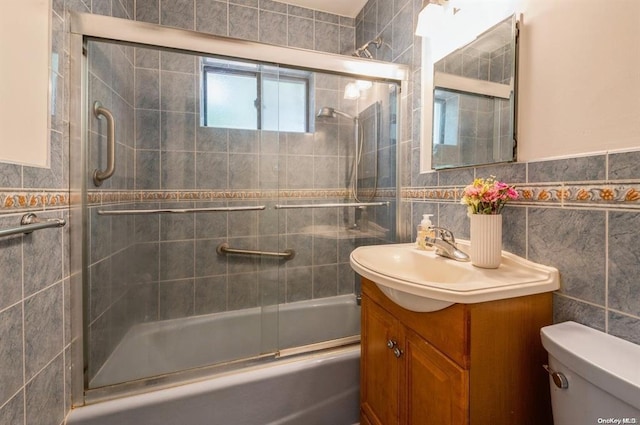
left=460, top=176, right=518, bottom=215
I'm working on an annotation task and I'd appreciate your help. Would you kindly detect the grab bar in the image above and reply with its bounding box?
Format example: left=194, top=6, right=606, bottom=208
left=0, top=213, right=66, bottom=238
left=97, top=206, right=266, bottom=215
left=93, top=101, right=116, bottom=186
left=274, top=201, right=389, bottom=210
left=216, top=242, right=295, bottom=260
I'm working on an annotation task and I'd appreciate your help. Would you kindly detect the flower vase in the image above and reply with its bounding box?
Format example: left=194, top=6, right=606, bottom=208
left=469, top=214, right=502, bottom=268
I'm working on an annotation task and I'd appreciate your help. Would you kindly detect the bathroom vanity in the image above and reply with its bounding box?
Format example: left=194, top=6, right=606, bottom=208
left=360, top=278, right=553, bottom=425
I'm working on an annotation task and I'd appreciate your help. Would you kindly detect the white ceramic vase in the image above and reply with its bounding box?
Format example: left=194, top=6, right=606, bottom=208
left=469, top=214, right=502, bottom=268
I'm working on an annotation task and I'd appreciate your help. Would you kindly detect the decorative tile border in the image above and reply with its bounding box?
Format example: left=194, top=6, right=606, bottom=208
left=10, top=183, right=640, bottom=213
left=403, top=182, right=640, bottom=209
left=0, top=191, right=70, bottom=212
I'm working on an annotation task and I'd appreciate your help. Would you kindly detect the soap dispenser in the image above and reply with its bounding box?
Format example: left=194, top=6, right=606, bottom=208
left=416, top=214, right=435, bottom=250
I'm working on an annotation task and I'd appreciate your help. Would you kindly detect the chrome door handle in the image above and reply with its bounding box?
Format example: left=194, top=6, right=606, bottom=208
left=92, top=101, right=116, bottom=186
left=393, top=347, right=403, bottom=358
left=387, top=339, right=396, bottom=349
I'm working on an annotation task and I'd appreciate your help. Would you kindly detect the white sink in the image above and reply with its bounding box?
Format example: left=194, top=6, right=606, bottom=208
left=350, top=242, right=559, bottom=312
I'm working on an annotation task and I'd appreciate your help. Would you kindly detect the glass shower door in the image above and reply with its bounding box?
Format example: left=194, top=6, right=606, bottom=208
left=83, top=39, right=281, bottom=390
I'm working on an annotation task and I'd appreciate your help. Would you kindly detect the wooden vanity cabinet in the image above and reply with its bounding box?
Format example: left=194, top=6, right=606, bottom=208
left=360, top=278, right=553, bottom=425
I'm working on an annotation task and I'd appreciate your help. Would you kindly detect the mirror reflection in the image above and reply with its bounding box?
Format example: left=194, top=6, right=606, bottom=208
left=431, top=15, right=517, bottom=170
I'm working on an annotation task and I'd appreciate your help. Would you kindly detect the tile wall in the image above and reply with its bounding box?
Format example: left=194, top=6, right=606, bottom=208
left=357, top=0, right=640, bottom=344
left=81, top=0, right=398, bottom=389
left=0, top=0, right=367, bottom=421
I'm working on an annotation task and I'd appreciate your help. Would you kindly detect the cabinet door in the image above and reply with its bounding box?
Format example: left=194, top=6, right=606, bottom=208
left=403, top=330, right=469, bottom=425
left=361, top=296, right=400, bottom=425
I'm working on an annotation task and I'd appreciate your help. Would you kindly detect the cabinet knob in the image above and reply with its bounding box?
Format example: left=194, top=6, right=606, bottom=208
left=387, top=339, right=396, bottom=349
left=393, top=347, right=403, bottom=358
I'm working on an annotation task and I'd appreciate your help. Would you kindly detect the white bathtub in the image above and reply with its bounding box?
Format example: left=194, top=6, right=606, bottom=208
left=67, top=346, right=360, bottom=425
left=91, top=295, right=360, bottom=387
left=68, top=295, right=361, bottom=425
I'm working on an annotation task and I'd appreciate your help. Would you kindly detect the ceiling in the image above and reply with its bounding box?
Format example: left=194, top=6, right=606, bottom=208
left=272, top=0, right=369, bottom=18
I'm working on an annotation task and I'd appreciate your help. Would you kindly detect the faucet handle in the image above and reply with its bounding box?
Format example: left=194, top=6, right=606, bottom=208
left=431, top=226, right=456, bottom=244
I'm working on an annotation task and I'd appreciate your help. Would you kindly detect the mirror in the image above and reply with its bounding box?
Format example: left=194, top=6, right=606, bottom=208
left=427, top=14, right=518, bottom=170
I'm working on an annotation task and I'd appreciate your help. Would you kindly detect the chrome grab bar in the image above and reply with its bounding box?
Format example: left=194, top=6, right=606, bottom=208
left=93, top=101, right=116, bottom=186
left=0, top=213, right=66, bottom=238
left=97, top=206, right=266, bottom=215
left=274, top=201, right=389, bottom=209
left=216, top=242, right=295, bottom=260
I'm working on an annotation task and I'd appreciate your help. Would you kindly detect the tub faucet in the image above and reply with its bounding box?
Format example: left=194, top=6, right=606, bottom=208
left=424, top=226, right=470, bottom=262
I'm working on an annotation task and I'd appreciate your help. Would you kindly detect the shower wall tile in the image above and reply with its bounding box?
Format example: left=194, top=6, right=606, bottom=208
left=287, top=16, right=315, bottom=50
left=160, top=71, right=196, bottom=113
left=227, top=272, right=259, bottom=309
left=260, top=0, right=287, bottom=14
left=259, top=11, right=287, bottom=46
left=161, top=112, right=196, bottom=151
left=159, top=280, right=195, bottom=319
left=313, top=264, right=338, bottom=298
left=0, top=219, right=22, bottom=311
left=135, top=150, right=161, bottom=190
left=314, top=21, right=340, bottom=54
left=195, top=238, right=228, bottom=277
left=229, top=5, right=259, bottom=41
left=196, top=152, right=228, bottom=189
left=196, top=0, right=228, bottom=36
left=286, top=267, right=313, bottom=302
left=0, top=392, right=24, bottom=425
left=287, top=4, right=313, bottom=19
left=161, top=151, right=196, bottom=189
left=160, top=241, right=195, bottom=280
left=228, top=154, right=259, bottom=189
left=195, top=275, right=228, bottom=314
left=135, top=69, right=160, bottom=109
left=230, top=0, right=258, bottom=7
left=160, top=0, right=195, bottom=30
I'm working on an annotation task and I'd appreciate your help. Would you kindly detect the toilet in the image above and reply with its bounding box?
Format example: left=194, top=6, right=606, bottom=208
left=541, top=321, right=640, bottom=425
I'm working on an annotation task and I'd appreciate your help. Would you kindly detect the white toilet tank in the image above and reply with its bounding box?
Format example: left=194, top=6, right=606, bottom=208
left=541, top=321, right=640, bottom=425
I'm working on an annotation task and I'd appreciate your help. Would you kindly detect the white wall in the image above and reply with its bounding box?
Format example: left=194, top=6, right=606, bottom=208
left=0, top=0, right=50, bottom=167
left=516, top=0, right=640, bottom=161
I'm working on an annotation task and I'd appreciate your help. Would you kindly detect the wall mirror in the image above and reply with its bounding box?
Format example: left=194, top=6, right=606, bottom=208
left=422, top=13, right=518, bottom=170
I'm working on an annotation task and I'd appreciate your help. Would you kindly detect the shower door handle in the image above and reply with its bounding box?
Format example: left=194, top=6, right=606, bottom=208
left=92, top=101, right=116, bottom=186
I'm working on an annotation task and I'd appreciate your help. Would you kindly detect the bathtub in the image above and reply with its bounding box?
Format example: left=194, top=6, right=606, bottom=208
left=91, top=294, right=360, bottom=387
left=68, top=295, right=361, bottom=424
left=67, top=346, right=360, bottom=425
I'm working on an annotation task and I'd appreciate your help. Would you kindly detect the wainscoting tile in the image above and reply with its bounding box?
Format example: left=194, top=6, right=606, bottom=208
left=528, top=155, right=606, bottom=183
left=0, top=305, right=23, bottom=407
left=552, top=294, right=606, bottom=331
left=529, top=208, right=605, bottom=305
left=608, top=312, right=640, bottom=345
left=608, top=211, right=640, bottom=317
left=25, top=354, right=64, bottom=425
left=24, top=284, right=63, bottom=381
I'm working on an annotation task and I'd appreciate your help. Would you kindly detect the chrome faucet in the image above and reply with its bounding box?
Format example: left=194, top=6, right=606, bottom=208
left=424, top=227, right=470, bottom=262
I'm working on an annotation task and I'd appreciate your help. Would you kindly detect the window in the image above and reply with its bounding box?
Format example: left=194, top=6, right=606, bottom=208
left=202, top=58, right=310, bottom=132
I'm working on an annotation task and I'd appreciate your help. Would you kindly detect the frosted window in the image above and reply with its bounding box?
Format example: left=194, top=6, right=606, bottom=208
left=262, top=77, right=307, bottom=132
left=202, top=60, right=309, bottom=132
left=205, top=72, right=258, bottom=130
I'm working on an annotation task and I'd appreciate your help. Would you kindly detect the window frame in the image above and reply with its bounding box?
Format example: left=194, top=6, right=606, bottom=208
left=201, top=61, right=311, bottom=132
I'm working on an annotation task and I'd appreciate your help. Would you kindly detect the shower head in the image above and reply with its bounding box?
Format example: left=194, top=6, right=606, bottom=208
left=352, top=37, right=383, bottom=59
left=316, top=107, right=356, bottom=120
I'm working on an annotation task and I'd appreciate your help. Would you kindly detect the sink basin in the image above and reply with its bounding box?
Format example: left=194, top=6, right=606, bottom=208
left=350, top=242, right=559, bottom=312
